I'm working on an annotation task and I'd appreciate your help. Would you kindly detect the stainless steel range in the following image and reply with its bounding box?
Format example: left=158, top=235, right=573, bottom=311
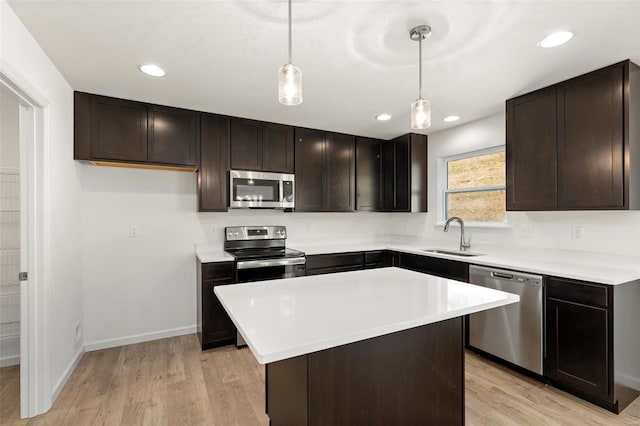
left=224, top=225, right=306, bottom=346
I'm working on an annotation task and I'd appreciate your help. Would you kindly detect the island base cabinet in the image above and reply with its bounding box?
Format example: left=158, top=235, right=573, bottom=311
left=266, top=317, right=464, bottom=426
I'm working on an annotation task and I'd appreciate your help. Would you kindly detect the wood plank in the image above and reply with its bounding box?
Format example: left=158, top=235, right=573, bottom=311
left=1, top=334, right=638, bottom=425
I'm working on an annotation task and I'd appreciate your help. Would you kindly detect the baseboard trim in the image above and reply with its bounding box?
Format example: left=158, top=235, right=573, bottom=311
left=52, top=346, right=84, bottom=402
left=0, top=354, right=20, bottom=367
left=618, top=373, right=640, bottom=390
left=84, top=325, right=197, bottom=352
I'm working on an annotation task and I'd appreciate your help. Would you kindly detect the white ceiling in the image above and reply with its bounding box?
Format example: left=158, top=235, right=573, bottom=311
left=8, top=0, right=640, bottom=139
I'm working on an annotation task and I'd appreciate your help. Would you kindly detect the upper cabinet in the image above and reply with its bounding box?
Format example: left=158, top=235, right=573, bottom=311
left=148, top=105, right=199, bottom=166
left=199, top=113, right=230, bottom=212
left=230, top=118, right=294, bottom=173
left=507, top=60, right=640, bottom=211
left=381, top=133, right=428, bottom=212
left=356, top=137, right=383, bottom=211
left=295, top=128, right=355, bottom=212
left=74, top=92, right=199, bottom=169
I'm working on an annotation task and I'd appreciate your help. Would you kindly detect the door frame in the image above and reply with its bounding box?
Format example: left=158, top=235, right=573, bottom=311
left=1, top=63, right=52, bottom=418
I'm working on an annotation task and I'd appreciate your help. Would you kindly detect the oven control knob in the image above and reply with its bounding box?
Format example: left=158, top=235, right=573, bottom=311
left=233, top=232, right=239, bottom=236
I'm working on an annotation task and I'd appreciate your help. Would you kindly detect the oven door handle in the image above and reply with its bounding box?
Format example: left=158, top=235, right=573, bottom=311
left=236, top=257, right=306, bottom=270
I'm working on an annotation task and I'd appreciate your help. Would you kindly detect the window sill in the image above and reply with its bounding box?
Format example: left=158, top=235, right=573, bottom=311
left=434, top=222, right=511, bottom=229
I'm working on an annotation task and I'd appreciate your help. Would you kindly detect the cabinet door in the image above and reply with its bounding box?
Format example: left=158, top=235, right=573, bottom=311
left=148, top=105, right=199, bottom=166
left=506, top=88, right=558, bottom=210
left=295, top=128, right=326, bottom=211
left=201, top=262, right=236, bottom=348
left=356, top=137, right=383, bottom=211
left=409, top=133, right=428, bottom=213
left=398, top=253, right=469, bottom=282
left=262, top=123, right=294, bottom=173
left=305, top=252, right=364, bottom=276
left=545, top=298, right=609, bottom=399
left=199, top=113, right=230, bottom=211
left=230, top=118, right=262, bottom=171
left=557, top=64, right=625, bottom=209
left=382, top=137, right=410, bottom=212
left=325, top=133, right=355, bottom=211
left=91, top=95, right=147, bottom=162
left=202, top=280, right=236, bottom=345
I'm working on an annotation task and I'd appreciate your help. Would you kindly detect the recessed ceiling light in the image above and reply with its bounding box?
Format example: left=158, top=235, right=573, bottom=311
left=537, top=31, right=574, bottom=48
left=139, top=64, right=166, bottom=77
left=375, top=114, right=392, bottom=121
left=443, top=115, right=460, bottom=122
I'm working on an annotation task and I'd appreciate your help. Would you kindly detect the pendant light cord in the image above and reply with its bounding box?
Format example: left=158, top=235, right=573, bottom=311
left=288, top=0, right=292, bottom=64
left=418, top=34, right=423, bottom=100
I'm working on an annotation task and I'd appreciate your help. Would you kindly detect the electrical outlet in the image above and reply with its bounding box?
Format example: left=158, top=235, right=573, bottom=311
left=129, top=225, right=140, bottom=238
left=516, top=225, right=533, bottom=239
left=571, top=225, right=584, bottom=241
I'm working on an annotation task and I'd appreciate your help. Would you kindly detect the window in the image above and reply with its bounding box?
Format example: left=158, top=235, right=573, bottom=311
left=440, top=147, right=506, bottom=224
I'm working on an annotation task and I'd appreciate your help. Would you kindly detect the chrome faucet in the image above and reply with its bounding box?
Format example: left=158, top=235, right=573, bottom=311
left=444, top=217, right=471, bottom=252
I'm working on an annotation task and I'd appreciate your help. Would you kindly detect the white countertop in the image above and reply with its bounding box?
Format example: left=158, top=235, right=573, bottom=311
left=196, top=249, right=235, bottom=263
left=196, top=241, right=640, bottom=285
left=288, top=242, right=640, bottom=285
left=215, top=267, right=519, bottom=364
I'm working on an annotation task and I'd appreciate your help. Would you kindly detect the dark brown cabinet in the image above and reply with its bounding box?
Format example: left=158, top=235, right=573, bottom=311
left=363, top=250, right=394, bottom=269
left=74, top=92, right=199, bottom=168
left=306, top=252, right=364, bottom=276
left=545, top=277, right=613, bottom=406
left=397, top=252, right=468, bottom=282
left=306, top=251, right=394, bottom=276
left=506, top=88, right=558, bottom=210
left=148, top=105, right=199, bottom=166
left=506, top=60, right=640, bottom=211
left=356, top=137, right=383, bottom=211
left=382, top=133, right=428, bottom=212
left=197, top=261, right=236, bottom=350
left=230, top=118, right=294, bottom=173
left=199, top=113, right=230, bottom=212
left=263, top=122, right=294, bottom=173
left=294, top=128, right=355, bottom=212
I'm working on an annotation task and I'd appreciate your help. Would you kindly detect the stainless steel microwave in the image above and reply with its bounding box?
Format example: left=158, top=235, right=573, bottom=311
left=229, top=170, right=295, bottom=209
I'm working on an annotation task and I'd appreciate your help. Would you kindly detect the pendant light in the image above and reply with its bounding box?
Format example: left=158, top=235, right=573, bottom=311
left=410, top=25, right=432, bottom=129
left=278, top=0, right=302, bottom=105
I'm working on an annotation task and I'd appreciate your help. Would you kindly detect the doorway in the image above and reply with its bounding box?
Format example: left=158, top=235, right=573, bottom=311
left=0, top=85, right=22, bottom=419
left=0, top=71, right=50, bottom=419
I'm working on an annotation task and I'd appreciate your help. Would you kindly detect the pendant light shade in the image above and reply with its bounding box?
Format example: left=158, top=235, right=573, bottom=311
left=279, top=63, right=302, bottom=105
left=410, top=25, right=432, bottom=130
left=411, top=98, right=431, bottom=129
left=279, top=0, right=302, bottom=105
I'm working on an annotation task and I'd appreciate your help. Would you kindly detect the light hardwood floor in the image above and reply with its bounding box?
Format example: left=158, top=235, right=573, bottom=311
left=1, top=334, right=639, bottom=425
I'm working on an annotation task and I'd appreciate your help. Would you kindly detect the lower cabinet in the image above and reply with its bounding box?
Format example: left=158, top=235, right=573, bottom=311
left=306, top=251, right=394, bottom=276
left=545, top=277, right=613, bottom=406
left=397, top=252, right=469, bottom=282
left=306, top=252, right=365, bottom=276
left=198, top=261, right=236, bottom=350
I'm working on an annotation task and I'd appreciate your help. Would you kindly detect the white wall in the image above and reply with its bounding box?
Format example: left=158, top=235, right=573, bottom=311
left=389, top=113, right=640, bottom=256
left=1, top=0, right=84, bottom=402
left=80, top=164, right=391, bottom=349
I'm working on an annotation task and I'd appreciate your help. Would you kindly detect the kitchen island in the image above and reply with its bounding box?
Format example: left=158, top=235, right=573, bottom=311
left=215, top=267, right=519, bottom=425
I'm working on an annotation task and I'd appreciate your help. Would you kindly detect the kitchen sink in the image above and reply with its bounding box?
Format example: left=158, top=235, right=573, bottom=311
left=421, top=249, right=485, bottom=257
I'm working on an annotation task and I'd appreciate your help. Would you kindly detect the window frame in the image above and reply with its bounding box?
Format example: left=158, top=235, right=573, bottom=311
left=437, top=145, right=507, bottom=227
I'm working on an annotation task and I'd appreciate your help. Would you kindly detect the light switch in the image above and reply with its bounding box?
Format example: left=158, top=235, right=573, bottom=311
left=129, top=225, right=140, bottom=238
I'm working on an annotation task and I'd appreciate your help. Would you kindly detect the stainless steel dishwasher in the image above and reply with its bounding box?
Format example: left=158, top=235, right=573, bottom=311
left=468, top=265, right=544, bottom=375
